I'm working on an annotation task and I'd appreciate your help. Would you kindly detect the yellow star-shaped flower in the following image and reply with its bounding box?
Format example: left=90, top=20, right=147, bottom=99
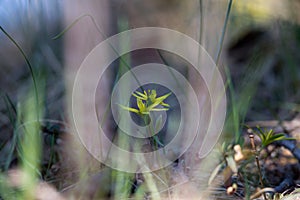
left=119, top=89, right=171, bottom=115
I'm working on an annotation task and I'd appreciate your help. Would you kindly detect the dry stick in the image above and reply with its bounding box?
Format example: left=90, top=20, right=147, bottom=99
left=249, top=133, right=267, bottom=200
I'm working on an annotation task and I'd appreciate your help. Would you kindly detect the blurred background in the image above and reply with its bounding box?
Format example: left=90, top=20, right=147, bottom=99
left=1, top=0, right=300, bottom=199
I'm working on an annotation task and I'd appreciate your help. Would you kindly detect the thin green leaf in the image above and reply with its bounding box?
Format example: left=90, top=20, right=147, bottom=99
left=147, top=101, right=163, bottom=111
left=118, top=104, right=140, bottom=114
left=132, top=93, right=146, bottom=101
left=3, top=93, right=17, bottom=115
left=270, top=133, right=285, bottom=139
left=256, top=126, right=265, bottom=135
left=147, top=94, right=171, bottom=111
left=2, top=94, right=16, bottom=125
left=0, top=26, right=39, bottom=120
left=149, top=90, right=157, bottom=102
left=266, top=129, right=274, bottom=140
left=155, top=92, right=172, bottom=102
left=137, top=99, right=146, bottom=112
left=155, top=115, right=163, bottom=133
left=151, top=108, right=169, bottom=112
left=208, top=163, right=223, bottom=185
left=272, top=135, right=295, bottom=142
left=215, top=0, right=233, bottom=64
left=226, top=156, right=237, bottom=173
left=257, top=134, right=264, bottom=143
left=134, top=91, right=147, bottom=100
left=160, top=102, right=170, bottom=107
left=153, top=135, right=164, bottom=147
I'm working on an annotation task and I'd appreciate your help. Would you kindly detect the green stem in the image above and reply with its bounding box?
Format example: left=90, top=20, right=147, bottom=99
left=215, top=0, right=233, bottom=65
left=199, top=0, right=203, bottom=45
left=0, top=26, right=39, bottom=120
left=249, top=133, right=266, bottom=200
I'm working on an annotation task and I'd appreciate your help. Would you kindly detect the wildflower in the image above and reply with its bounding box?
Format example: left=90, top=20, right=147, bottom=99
left=119, top=89, right=171, bottom=115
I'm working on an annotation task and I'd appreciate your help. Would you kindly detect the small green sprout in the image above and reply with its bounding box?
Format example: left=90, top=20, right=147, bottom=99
left=119, top=89, right=171, bottom=115
left=254, top=126, right=295, bottom=148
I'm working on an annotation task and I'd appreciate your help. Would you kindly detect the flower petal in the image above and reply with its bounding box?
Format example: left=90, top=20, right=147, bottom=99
left=151, top=108, right=169, bottom=111
left=160, top=101, right=170, bottom=107
left=137, top=98, right=146, bottom=112
left=133, top=91, right=147, bottom=100
left=118, top=104, right=140, bottom=114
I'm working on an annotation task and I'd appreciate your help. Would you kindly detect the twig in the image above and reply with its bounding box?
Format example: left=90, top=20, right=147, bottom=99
left=249, top=133, right=267, bottom=200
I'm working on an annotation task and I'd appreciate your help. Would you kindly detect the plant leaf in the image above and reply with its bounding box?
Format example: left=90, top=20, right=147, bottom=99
left=151, top=108, right=169, bottom=111
left=137, top=99, right=146, bottom=112
left=149, top=90, right=157, bottom=102
left=160, top=101, right=170, bottom=107
left=153, top=135, right=164, bottom=147
left=133, top=91, right=147, bottom=100
left=155, top=115, right=163, bottom=133
left=118, top=104, right=140, bottom=114
left=226, top=156, right=237, bottom=173
left=155, top=92, right=172, bottom=102
left=208, top=163, right=223, bottom=185
left=147, top=93, right=171, bottom=111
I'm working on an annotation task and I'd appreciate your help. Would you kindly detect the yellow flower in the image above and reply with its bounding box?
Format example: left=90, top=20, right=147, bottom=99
left=119, top=89, right=171, bottom=115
